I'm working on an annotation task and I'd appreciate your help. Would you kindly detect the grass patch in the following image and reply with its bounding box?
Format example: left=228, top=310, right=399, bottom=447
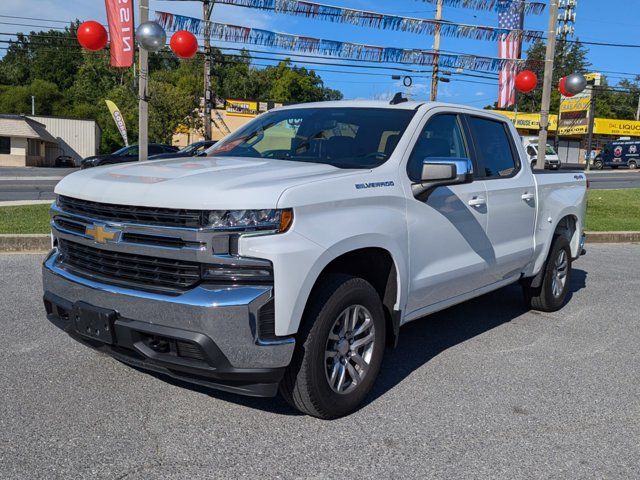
left=586, top=188, right=640, bottom=232
left=1, top=189, right=639, bottom=234
left=0, top=204, right=51, bottom=234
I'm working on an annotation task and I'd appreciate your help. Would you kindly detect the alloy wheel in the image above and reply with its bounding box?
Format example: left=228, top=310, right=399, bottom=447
left=324, top=305, right=376, bottom=395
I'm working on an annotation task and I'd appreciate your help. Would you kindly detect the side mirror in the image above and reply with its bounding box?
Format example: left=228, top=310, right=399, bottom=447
left=413, top=157, right=473, bottom=201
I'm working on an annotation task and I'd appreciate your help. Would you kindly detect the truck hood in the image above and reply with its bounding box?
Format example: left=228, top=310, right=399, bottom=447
left=55, top=156, right=362, bottom=209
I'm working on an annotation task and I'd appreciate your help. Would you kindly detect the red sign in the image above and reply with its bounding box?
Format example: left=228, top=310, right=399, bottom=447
left=104, top=0, right=134, bottom=67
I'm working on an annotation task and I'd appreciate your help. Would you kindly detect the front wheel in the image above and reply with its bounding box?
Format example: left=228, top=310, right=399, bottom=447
left=280, top=274, right=386, bottom=419
left=523, top=236, right=572, bottom=312
left=594, top=159, right=603, bottom=170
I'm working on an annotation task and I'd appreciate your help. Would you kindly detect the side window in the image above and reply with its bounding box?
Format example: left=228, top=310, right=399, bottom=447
left=407, top=114, right=467, bottom=182
left=526, top=145, right=537, bottom=157
left=148, top=145, right=163, bottom=155
left=467, top=116, right=519, bottom=178
left=125, top=146, right=138, bottom=157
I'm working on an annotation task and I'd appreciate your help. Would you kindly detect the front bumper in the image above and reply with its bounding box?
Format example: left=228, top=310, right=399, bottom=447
left=42, top=250, right=295, bottom=397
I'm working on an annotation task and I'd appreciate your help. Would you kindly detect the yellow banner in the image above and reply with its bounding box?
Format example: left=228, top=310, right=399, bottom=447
left=560, top=97, right=591, bottom=113
left=491, top=111, right=558, bottom=131
left=105, top=99, right=128, bottom=146
left=226, top=99, right=259, bottom=117
left=594, top=118, right=640, bottom=136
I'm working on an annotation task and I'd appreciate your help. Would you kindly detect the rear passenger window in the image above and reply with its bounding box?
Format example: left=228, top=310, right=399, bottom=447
left=468, top=117, right=519, bottom=178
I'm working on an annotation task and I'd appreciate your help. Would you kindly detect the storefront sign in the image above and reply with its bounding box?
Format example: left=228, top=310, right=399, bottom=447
left=595, top=118, right=640, bottom=136
left=491, top=111, right=558, bottom=131
left=226, top=99, right=259, bottom=117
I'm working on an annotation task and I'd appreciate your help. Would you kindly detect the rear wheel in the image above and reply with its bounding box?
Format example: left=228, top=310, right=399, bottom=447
left=629, top=161, right=637, bottom=170
left=280, top=274, right=386, bottom=419
left=523, top=236, right=572, bottom=312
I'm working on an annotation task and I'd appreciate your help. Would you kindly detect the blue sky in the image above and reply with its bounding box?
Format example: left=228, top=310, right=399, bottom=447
left=1, top=0, right=638, bottom=107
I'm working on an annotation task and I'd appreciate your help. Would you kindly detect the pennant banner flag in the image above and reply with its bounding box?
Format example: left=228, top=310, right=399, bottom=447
left=209, top=0, right=544, bottom=42
left=104, top=0, right=134, bottom=67
left=156, top=11, right=526, bottom=72
left=105, top=100, right=129, bottom=146
left=416, top=0, right=545, bottom=15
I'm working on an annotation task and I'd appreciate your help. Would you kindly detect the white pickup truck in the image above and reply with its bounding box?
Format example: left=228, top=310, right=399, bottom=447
left=43, top=99, right=587, bottom=419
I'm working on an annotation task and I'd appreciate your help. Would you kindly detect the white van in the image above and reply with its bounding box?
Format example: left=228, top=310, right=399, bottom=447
left=522, top=137, right=561, bottom=170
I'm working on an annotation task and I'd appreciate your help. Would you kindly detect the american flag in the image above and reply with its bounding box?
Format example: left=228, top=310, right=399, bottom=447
left=498, top=0, right=525, bottom=108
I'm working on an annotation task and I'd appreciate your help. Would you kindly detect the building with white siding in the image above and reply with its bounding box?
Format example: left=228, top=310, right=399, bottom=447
left=28, top=115, right=101, bottom=164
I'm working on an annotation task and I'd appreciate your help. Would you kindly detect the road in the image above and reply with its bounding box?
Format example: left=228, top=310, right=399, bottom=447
left=0, top=168, right=76, bottom=202
left=1, top=245, right=639, bottom=479
left=1, top=167, right=639, bottom=202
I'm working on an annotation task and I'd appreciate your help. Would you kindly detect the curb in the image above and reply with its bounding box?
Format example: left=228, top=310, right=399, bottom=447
left=0, top=234, right=50, bottom=253
left=0, top=231, right=639, bottom=253
left=584, top=231, right=640, bottom=244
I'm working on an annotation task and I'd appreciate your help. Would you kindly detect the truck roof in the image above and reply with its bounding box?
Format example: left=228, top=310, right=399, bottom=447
left=274, top=100, right=510, bottom=119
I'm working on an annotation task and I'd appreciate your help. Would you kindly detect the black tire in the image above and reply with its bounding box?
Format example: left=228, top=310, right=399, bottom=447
left=594, top=159, right=603, bottom=170
left=280, top=274, right=386, bottom=419
left=523, top=236, right=572, bottom=312
left=629, top=161, right=637, bottom=170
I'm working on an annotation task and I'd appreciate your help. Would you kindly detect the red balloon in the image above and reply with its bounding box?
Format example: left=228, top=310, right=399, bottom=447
left=558, top=77, right=574, bottom=97
left=77, top=21, right=108, bottom=51
left=515, top=70, right=538, bottom=93
left=170, top=30, right=198, bottom=59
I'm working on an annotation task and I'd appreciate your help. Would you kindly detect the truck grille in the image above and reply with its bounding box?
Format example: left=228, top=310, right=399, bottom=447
left=57, top=239, right=201, bottom=293
left=58, top=196, right=206, bottom=228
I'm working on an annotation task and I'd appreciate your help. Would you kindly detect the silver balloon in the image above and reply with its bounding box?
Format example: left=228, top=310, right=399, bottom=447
left=136, top=21, right=166, bottom=52
left=565, top=73, right=588, bottom=95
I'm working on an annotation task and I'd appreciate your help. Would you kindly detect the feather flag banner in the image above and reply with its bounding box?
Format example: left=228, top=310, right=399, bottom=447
left=209, top=0, right=544, bottom=42
left=415, top=0, right=545, bottom=15
left=156, top=11, right=526, bottom=73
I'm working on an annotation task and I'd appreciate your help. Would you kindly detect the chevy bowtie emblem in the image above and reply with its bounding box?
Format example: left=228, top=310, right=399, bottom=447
left=85, top=224, right=121, bottom=244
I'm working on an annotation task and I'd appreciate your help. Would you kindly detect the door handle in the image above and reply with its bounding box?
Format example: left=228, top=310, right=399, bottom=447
left=468, top=196, right=486, bottom=208
left=521, top=192, right=536, bottom=201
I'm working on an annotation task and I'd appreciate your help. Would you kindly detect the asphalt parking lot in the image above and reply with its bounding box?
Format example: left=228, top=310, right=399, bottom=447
left=1, top=245, right=639, bottom=479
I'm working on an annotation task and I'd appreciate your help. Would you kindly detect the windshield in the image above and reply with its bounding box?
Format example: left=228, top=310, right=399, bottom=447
left=545, top=144, right=557, bottom=155
left=178, top=144, right=197, bottom=154
left=208, top=107, right=416, bottom=169
left=112, top=145, right=131, bottom=155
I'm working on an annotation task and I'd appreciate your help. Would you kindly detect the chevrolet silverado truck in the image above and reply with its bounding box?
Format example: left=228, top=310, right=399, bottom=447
left=43, top=99, right=587, bottom=419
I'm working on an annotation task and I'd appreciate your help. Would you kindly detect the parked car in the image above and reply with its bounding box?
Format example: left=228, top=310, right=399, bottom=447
left=80, top=144, right=179, bottom=169
left=593, top=139, right=640, bottom=170
left=522, top=137, right=561, bottom=170
left=44, top=99, right=587, bottom=419
left=148, top=140, right=217, bottom=160
left=54, top=155, right=76, bottom=168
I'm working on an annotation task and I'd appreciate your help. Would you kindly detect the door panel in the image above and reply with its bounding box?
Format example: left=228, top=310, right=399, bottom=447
left=484, top=171, right=536, bottom=280
left=405, top=181, right=492, bottom=315
left=465, top=116, right=536, bottom=281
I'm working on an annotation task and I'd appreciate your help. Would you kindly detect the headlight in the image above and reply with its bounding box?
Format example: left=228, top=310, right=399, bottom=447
left=206, top=209, right=293, bottom=233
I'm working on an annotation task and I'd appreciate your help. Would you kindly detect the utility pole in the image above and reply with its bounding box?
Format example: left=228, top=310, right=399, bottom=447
left=584, top=85, right=597, bottom=171
left=203, top=0, right=214, bottom=141
left=554, top=0, right=577, bottom=155
left=536, top=0, right=561, bottom=170
left=635, top=94, right=640, bottom=121
left=31, top=96, right=35, bottom=115
left=138, top=0, right=149, bottom=162
left=430, top=0, right=443, bottom=102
